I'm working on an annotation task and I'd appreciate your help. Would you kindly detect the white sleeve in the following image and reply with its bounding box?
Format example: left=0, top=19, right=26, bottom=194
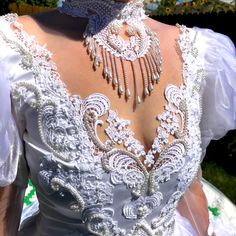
left=0, top=62, right=24, bottom=187
left=194, top=28, right=236, bottom=154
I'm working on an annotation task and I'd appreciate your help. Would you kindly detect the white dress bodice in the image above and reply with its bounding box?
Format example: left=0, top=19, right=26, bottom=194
left=0, top=13, right=235, bottom=236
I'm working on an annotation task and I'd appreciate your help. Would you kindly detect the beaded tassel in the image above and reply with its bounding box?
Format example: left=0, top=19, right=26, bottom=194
left=131, top=61, right=141, bottom=104
left=110, top=53, right=118, bottom=88
left=61, top=0, right=163, bottom=104
left=120, top=58, right=131, bottom=100
left=139, top=58, right=149, bottom=97
left=113, top=56, right=124, bottom=96
left=83, top=23, right=162, bottom=105
left=143, top=55, right=153, bottom=93
left=105, top=50, right=112, bottom=82
left=86, top=42, right=162, bottom=103
left=102, top=48, right=108, bottom=79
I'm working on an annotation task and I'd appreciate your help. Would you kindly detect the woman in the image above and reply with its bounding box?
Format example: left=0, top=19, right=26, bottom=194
left=0, top=0, right=235, bottom=235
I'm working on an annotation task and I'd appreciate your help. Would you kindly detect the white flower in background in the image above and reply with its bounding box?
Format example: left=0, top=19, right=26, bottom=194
left=218, top=0, right=235, bottom=5
left=176, top=0, right=193, bottom=4
left=145, top=0, right=161, bottom=13
left=57, top=0, right=65, bottom=7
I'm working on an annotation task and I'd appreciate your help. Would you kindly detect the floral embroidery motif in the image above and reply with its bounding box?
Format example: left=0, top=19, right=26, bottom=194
left=38, top=154, right=113, bottom=212
left=123, top=192, right=163, bottom=219
left=101, top=151, right=148, bottom=197
left=82, top=207, right=126, bottom=236
left=0, top=14, right=204, bottom=236
left=106, top=110, right=146, bottom=157
left=38, top=94, right=111, bottom=162
left=149, top=141, right=186, bottom=193
left=105, top=84, right=184, bottom=168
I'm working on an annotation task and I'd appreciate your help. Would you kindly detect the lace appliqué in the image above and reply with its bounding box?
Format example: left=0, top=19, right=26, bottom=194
left=105, top=110, right=146, bottom=157
left=105, top=86, right=183, bottom=167
left=59, top=1, right=163, bottom=102
left=123, top=192, right=163, bottom=219
left=0, top=14, right=204, bottom=236
left=38, top=154, right=113, bottom=212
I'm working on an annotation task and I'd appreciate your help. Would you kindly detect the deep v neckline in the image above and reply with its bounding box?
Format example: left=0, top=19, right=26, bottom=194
left=4, top=13, right=191, bottom=172
left=0, top=14, right=207, bottom=236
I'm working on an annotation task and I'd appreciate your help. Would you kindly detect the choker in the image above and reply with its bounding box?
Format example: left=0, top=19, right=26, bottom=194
left=59, top=0, right=163, bottom=104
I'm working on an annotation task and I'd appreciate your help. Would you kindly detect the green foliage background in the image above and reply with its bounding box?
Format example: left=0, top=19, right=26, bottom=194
left=15, top=0, right=58, bottom=7
left=145, top=0, right=236, bottom=15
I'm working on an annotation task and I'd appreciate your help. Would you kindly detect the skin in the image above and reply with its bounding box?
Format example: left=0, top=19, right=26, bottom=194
left=0, top=185, right=26, bottom=235
left=0, top=1, right=211, bottom=235
left=15, top=10, right=182, bottom=152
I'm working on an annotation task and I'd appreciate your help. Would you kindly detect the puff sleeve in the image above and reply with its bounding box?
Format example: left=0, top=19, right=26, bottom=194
left=164, top=27, right=236, bottom=236
left=0, top=62, right=26, bottom=187
left=194, top=28, right=236, bottom=156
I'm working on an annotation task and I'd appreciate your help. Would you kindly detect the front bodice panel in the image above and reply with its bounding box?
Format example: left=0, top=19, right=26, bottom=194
left=0, top=14, right=205, bottom=236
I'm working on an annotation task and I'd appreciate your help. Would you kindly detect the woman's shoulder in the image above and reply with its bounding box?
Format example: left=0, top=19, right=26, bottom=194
left=0, top=13, right=36, bottom=36
left=0, top=13, right=41, bottom=51
left=146, top=17, right=180, bottom=41
left=0, top=11, right=62, bottom=49
left=0, top=14, right=17, bottom=40
left=193, top=27, right=235, bottom=55
left=146, top=17, right=235, bottom=53
left=196, top=27, right=236, bottom=148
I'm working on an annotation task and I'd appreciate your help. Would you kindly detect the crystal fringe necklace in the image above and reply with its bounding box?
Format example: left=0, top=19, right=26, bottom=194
left=59, top=0, right=163, bottom=104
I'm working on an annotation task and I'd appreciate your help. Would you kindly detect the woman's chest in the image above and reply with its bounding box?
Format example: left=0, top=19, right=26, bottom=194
left=15, top=73, right=202, bottom=225
left=1, top=14, right=205, bottom=234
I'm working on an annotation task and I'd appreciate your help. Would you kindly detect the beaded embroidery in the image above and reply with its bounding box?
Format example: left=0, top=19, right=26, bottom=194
left=105, top=84, right=184, bottom=167
left=0, top=14, right=205, bottom=236
left=59, top=0, right=163, bottom=103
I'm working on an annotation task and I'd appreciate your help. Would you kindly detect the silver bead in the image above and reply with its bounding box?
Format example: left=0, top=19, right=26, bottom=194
left=149, top=83, right=153, bottom=92
left=126, top=89, right=131, bottom=99
left=137, top=95, right=141, bottom=104
left=118, top=86, right=124, bottom=95
left=145, top=88, right=149, bottom=96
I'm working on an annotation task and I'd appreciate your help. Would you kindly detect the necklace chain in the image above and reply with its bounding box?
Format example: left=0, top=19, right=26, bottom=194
left=59, top=0, right=163, bottom=104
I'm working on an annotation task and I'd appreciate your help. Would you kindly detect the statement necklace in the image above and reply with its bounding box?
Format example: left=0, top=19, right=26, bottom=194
left=59, top=0, right=163, bottom=104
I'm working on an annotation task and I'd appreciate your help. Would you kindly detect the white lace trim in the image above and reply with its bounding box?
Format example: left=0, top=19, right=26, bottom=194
left=0, top=14, right=205, bottom=236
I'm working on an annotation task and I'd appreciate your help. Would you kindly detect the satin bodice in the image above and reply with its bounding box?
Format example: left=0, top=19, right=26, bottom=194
left=0, top=13, right=236, bottom=236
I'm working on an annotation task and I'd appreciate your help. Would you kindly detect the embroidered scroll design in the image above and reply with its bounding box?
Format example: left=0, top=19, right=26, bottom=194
left=0, top=14, right=204, bottom=236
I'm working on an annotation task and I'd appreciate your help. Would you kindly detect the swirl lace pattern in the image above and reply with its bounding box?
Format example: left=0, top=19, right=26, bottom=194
left=59, top=0, right=148, bottom=60
left=105, top=84, right=184, bottom=167
left=0, top=14, right=205, bottom=236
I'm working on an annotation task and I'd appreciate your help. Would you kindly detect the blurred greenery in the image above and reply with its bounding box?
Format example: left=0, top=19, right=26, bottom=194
left=145, top=0, right=236, bottom=15
left=202, top=130, right=236, bottom=204
left=0, top=0, right=10, bottom=14
left=202, top=161, right=236, bottom=205
left=1, top=0, right=235, bottom=15
left=16, top=0, right=58, bottom=7
left=204, top=131, right=236, bottom=176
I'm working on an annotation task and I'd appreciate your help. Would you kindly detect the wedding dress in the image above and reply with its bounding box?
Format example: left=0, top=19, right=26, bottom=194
left=0, top=12, right=236, bottom=236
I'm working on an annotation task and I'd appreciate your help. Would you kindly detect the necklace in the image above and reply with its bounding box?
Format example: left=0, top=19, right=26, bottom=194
left=59, top=0, right=163, bottom=104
